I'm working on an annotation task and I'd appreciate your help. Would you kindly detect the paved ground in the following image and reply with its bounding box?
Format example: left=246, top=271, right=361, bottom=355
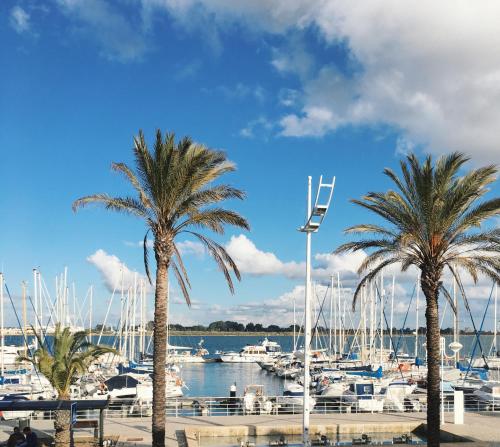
left=1, top=413, right=500, bottom=446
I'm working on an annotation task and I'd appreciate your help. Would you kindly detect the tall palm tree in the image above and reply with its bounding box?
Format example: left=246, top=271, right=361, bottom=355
left=336, top=152, right=500, bottom=446
left=19, top=324, right=116, bottom=446
left=72, top=130, right=249, bottom=447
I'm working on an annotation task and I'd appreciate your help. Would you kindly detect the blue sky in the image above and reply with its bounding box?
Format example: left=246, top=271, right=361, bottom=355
left=1, top=1, right=500, bottom=331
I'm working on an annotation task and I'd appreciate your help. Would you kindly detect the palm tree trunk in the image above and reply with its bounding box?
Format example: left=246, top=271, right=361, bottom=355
left=422, top=274, right=441, bottom=447
left=54, top=393, right=71, bottom=447
left=152, top=260, right=168, bottom=447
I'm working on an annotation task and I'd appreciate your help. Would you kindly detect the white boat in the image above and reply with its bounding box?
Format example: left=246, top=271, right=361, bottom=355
left=219, top=338, right=281, bottom=363
left=341, top=382, right=385, bottom=412
left=276, top=382, right=316, bottom=413
left=242, top=385, right=274, bottom=415
left=383, top=380, right=419, bottom=412
left=473, top=383, right=500, bottom=409
left=87, top=373, right=183, bottom=400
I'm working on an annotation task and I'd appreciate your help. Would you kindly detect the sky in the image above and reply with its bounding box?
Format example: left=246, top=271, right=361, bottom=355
left=1, top=0, right=500, bottom=333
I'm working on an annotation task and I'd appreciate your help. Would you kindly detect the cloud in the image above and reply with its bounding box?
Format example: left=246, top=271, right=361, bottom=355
left=225, top=234, right=304, bottom=278
left=177, top=240, right=205, bottom=257
left=124, top=239, right=205, bottom=257
left=87, top=249, right=149, bottom=292
left=239, top=116, right=274, bottom=139
left=203, top=83, right=266, bottom=103
left=146, top=0, right=500, bottom=162
left=10, top=6, right=30, bottom=34
left=225, top=234, right=370, bottom=282
left=174, top=59, right=202, bottom=80
left=56, top=0, right=148, bottom=62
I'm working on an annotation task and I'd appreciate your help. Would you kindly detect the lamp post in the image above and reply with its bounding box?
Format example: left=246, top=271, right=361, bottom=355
left=299, top=175, right=335, bottom=446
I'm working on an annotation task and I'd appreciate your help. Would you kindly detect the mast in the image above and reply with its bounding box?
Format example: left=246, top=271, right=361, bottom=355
left=293, top=294, right=296, bottom=351
left=415, top=274, right=420, bottom=359
left=166, top=279, right=170, bottom=357
left=379, top=271, right=384, bottom=365
left=453, top=274, right=459, bottom=363
left=37, top=271, right=43, bottom=341
left=494, top=282, right=498, bottom=355
left=370, top=280, right=375, bottom=362
left=22, top=281, right=27, bottom=356
left=390, top=275, right=395, bottom=350
left=337, top=273, right=341, bottom=355
left=89, top=285, right=93, bottom=342
left=0, top=272, right=4, bottom=376
left=64, top=267, right=68, bottom=327
left=119, top=268, right=124, bottom=356
left=329, top=276, right=334, bottom=357
left=33, top=269, right=38, bottom=349
left=132, top=273, right=137, bottom=360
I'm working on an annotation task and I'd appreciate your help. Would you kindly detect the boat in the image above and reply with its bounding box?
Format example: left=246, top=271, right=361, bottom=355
left=276, top=382, right=316, bottom=413
left=472, top=382, right=500, bottom=409
left=219, top=338, right=282, bottom=363
left=341, top=382, right=385, bottom=412
left=242, top=385, right=274, bottom=415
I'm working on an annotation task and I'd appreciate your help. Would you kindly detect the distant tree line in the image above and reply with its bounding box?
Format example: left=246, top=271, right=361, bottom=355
left=95, top=321, right=494, bottom=336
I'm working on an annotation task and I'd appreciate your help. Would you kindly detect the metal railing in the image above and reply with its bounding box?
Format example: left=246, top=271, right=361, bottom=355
left=21, top=394, right=500, bottom=421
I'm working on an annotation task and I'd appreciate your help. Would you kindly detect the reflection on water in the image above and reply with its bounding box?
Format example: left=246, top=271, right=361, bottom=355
left=199, top=432, right=427, bottom=446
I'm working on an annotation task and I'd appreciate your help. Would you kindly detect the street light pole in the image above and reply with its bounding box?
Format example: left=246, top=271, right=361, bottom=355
left=303, top=176, right=312, bottom=446
left=298, top=175, right=335, bottom=447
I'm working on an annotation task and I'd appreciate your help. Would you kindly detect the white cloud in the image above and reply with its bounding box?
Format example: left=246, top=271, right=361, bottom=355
left=203, top=83, right=266, bottom=103
left=87, top=249, right=149, bottom=292
left=124, top=239, right=205, bottom=257
left=239, top=116, right=273, bottom=138
left=56, top=0, right=148, bottom=62
left=177, top=240, right=205, bottom=257
left=145, top=0, right=500, bottom=162
left=225, top=234, right=304, bottom=278
left=10, top=6, right=30, bottom=34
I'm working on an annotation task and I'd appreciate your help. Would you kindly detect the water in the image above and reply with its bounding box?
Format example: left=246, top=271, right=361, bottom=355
left=199, top=433, right=428, bottom=446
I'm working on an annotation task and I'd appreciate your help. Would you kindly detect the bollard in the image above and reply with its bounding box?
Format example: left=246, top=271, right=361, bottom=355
left=454, top=390, right=464, bottom=424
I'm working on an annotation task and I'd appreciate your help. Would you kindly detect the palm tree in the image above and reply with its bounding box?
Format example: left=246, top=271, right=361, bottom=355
left=72, top=130, right=249, bottom=447
left=336, top=152, right=500, bottom=446
left=18, top=324, right=116, bottom=446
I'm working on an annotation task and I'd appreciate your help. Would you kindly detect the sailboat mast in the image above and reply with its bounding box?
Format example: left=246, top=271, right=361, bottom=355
left=329, top=275, right=333, bottom=357
left=453, top=275, right=459, bottom=362
left=0, top=272, right=4, bottom=376
left=415, top=274, right=420, bottom=359
left=33, top=269, right=38, bottom=349
left=89, top=285, right=93, bottom=342
left=494, top=283, right=498, bottom=355
left=390, top=275, right=395, bottom=350
left=337, top=273, right=341, bottom=355
left=379, top=272, right=384, bottom=366
left=293, top=295, right=296, bottom=351
left=132, top=273, right=137, bottom=360
left=22, top=281, right=27, bottom=356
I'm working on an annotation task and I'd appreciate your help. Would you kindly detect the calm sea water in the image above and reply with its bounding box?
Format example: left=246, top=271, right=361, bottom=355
left=5, top=333, right=498, bottom=397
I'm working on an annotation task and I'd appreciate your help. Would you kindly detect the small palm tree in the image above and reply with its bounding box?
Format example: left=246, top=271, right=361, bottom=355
left=336, top=152, right=500, bottom=446
left=19, top=324, right=116, bottom=446
left=72, top=129, right=249, bottom=447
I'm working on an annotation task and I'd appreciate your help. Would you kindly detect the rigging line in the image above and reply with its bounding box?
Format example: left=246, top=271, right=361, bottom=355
left=394, top=280, right=417, bottom=356
left=3, top=282, right=34, bottom=357
left=19, top=293, right=44, bottom=384
left=310, top=283, right=330, bottom=350
left=458, top=275, right=491, bottom=370
left=463, top=281, right=495, bottom=382
left=374, top=281, right=405, bottom=380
